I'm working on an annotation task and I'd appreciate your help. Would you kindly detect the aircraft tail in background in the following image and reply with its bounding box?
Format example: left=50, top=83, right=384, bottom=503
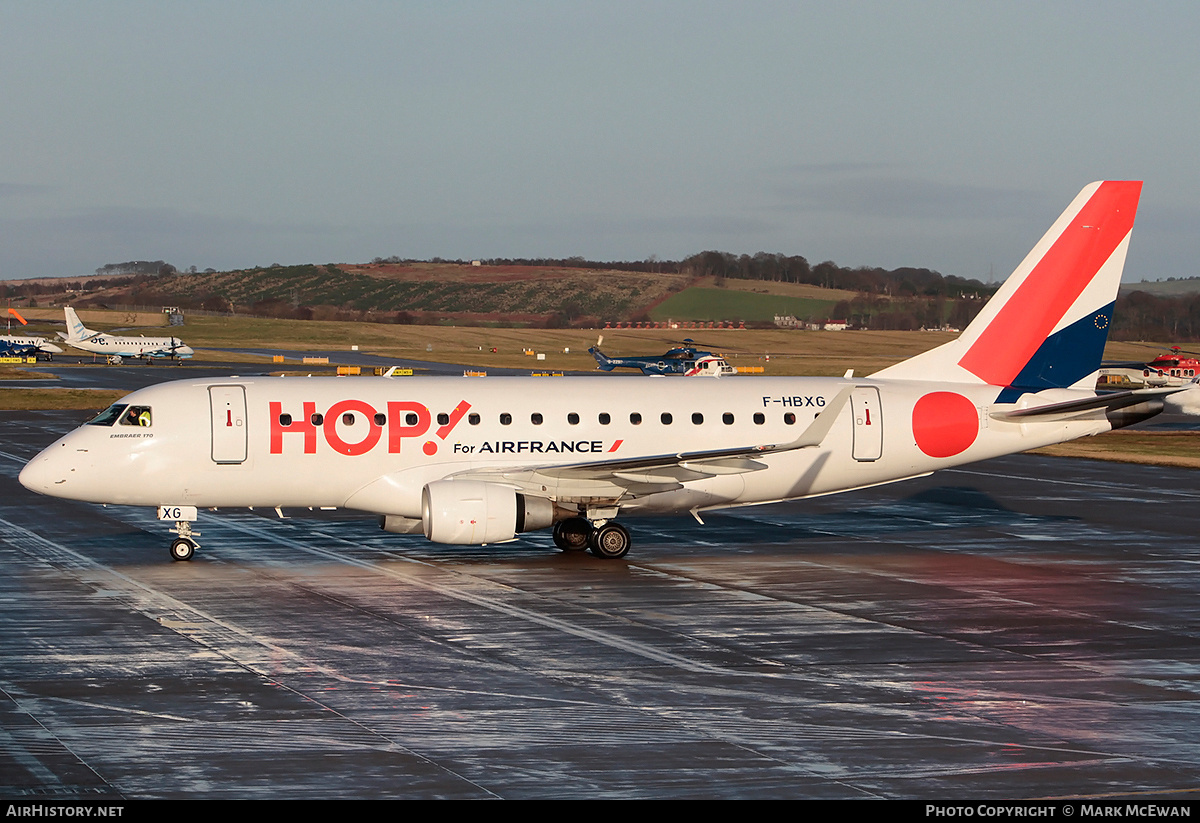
left=872, top=181, right=1142, bottom=402
left=62, top=306, right=94, bottom=342
left=589, top=347, right=617, bottom=371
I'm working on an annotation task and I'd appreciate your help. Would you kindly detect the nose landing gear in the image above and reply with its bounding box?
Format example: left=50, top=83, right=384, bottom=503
left=161, top=510, right=200, bottom=562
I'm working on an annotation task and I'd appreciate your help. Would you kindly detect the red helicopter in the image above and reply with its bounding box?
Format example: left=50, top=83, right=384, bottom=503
left=1101, top=346, right=1200, bottom=387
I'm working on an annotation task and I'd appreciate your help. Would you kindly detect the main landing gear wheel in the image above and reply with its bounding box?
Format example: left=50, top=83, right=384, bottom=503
left=553, top=518, right=592, bottom=551
left=169, top=537, right=196, bottom=562
left=588, top=522, right=631, bottom=559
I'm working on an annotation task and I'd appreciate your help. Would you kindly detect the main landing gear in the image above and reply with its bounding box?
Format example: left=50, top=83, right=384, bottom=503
left=552, top=517, right=631, bottom=559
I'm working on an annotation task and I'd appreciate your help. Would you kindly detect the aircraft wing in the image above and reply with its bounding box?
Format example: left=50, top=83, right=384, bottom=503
left=446, top=386, right=853, bottom=500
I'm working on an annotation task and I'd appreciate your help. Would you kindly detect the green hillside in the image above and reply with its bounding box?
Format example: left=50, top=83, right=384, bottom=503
left=1120, top=277, right=1200, bottom=297
left=649, top=288, right=838, bottom=322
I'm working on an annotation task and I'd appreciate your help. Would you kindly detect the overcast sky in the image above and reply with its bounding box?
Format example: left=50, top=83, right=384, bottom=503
left=2, top=1, right=1197, bottom=282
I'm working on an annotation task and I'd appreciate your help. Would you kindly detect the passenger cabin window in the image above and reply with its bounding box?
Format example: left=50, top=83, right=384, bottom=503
left=531, top=413, right=543, bottom=425
left=311, top=412, right=324, bottom=425
left=437, top=413, right=449, bottom=426
left=630, top=412, right=642, bottom=425
left=342, top=413, right=355, bottom=426
left=374, top=413, right=386, bottom=426
left=599, top=413, right=610, bottom=425
left=692, top=413, right=704, bottom=425
left=469, top=413, right=481, bottom=425
left=405, top=412, right=419, bottom=426
left=279, top=413, right=293, bottom=426
left=784, top=412, right=796, bottom=425
left=568, top=412, right=579, bottom=425
left=661, top=412, right=673, bottom=425
left=723, top=413, right=734, bottom=425
left=753, top=413, right=765, bottom=425
left=500, top=413, right=512, bottom=425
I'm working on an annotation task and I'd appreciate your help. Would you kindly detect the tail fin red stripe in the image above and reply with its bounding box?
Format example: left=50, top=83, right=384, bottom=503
left=957, top=181, right=1141, bottom=387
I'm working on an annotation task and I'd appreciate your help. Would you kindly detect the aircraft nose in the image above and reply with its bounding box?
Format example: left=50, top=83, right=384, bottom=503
left=20, top=442, right=75, bottom=496
left=20, top=450, right=57, bottom=494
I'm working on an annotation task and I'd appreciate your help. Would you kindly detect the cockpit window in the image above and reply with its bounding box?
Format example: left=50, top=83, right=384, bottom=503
left=120, top=406, right=152, bottom=427
left=87, top=404, right=128, bottom=427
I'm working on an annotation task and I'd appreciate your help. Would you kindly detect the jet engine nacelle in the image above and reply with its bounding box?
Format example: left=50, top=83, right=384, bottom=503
left=420, top=480, right=556, bottom=544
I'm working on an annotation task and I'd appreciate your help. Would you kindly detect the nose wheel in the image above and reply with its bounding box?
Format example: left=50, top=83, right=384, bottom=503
left=170, top=537, right=196, bottom=562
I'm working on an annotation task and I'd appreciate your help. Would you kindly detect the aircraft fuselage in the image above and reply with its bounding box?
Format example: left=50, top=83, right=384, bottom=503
left=20, top=375, right=1112, bottom=519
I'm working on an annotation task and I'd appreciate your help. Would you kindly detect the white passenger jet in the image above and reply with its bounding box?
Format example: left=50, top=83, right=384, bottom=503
left=58, top=306, right=194, bottom=362
left=21, top=182, right=1173, bottom=562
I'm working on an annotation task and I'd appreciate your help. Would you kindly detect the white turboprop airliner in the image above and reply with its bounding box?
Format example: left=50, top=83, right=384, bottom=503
left=0, top=334, right=63, bottom=356
left=22, top=182, right=1172, bottom=562
left=59, top=306, right=194, bottom=362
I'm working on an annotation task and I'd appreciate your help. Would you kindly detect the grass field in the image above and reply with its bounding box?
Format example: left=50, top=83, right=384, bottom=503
left=1033, top=432, right=1200, bottom=467
left=649, top=288, right=838, bottom=323
left=0, top=388, right=127, bottom=410
left=4, top=310, right=1189, bottom=378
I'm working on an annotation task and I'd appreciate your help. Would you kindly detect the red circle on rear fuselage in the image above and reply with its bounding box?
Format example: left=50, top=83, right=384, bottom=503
left=912, top=392, right=979, bottom=458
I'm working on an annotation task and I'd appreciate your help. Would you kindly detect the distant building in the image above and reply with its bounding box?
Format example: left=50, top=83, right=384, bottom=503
left=773, top=314, right=800, bottom=328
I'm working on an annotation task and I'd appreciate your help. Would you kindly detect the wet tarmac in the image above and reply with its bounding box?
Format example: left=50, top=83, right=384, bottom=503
left=2, top=408, right=1200, bottom=799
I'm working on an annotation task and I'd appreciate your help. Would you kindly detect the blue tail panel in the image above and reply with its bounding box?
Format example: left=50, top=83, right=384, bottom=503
left=994, top=302, right=1114, bottom=404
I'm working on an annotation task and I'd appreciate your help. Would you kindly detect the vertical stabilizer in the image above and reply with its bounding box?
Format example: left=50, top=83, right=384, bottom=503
left=872, top=181, right=1141, bottom=400
left=63, top=307, right=92, bottom=342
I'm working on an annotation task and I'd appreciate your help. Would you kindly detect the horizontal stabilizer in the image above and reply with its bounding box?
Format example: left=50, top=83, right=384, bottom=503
left=990, top=387, right=1182, bottom=421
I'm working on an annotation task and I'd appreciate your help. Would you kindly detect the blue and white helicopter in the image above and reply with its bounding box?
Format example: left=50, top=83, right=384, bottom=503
left=588, top=337, right=737, bottom=377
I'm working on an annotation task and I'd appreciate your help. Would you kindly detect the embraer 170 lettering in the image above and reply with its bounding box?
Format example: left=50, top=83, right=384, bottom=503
left=21, top=182, right=1175, bottom=561
left=59, top=306, right=193, bottom=362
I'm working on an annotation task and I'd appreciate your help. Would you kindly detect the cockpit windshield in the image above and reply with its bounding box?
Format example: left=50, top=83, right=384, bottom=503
left=87, top=404, right=152, bottom=427
left=87, top=404, right=128, bottom=427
